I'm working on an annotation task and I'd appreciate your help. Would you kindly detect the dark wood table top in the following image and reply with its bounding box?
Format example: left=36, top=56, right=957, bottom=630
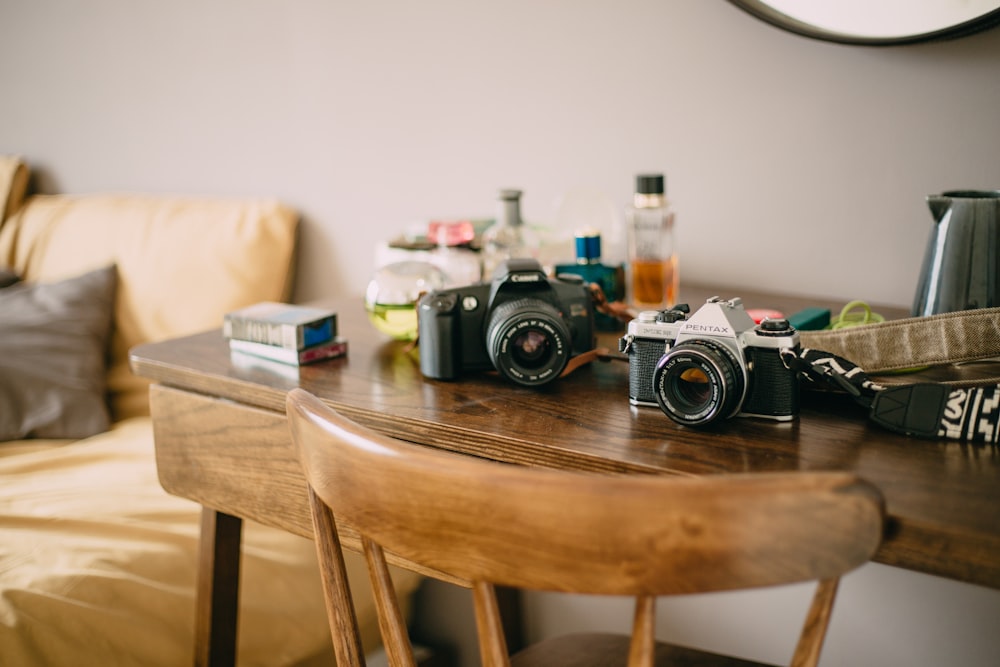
left=131, top=284, right=1000, bottom=589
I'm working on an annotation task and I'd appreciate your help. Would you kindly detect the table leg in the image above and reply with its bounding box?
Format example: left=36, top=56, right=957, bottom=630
left=495, top=586, right=525, bottom=654
left=194, top=507, right=243, bottom=667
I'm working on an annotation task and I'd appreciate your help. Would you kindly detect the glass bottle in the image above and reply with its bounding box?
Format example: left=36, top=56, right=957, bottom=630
left=625, top=174, right=677, bottom=309
left=554, top=229, right=624, bottom=331
left=364, top=261, right=446, bottom=340
left=427, top=219, right=482, bottom=287
left=480, top=189, right=539, bottom=280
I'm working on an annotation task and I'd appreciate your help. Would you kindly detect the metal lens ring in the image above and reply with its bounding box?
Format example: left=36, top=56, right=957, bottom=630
left=652, top=339, right=746, bottom=425
left=486, top=298, right=571, bottom=387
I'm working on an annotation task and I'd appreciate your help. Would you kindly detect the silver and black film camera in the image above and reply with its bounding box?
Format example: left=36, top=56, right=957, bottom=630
left=417, top=258, right=596, bottom=387
left=620, top=297, right=800, bottom=425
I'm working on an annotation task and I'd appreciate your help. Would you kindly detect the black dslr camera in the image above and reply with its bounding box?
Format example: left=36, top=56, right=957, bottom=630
left=620, top=297, right=800, bottom=425
left=417, top=258, right=596, bottom=387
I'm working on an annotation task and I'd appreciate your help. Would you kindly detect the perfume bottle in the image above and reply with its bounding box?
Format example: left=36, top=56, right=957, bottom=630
left=481, top=189, right=539, bottom=280
left=427, top=219, right=482, bottom=287
left=365, top=261, right=446, bottom=340
left=554, top=229, right=624, bottom=331
left=625, top=174, right=677, bottom=309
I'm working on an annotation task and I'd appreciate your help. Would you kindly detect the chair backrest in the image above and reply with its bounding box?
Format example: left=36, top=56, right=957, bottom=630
left=286, top=388, right=885, bottom=667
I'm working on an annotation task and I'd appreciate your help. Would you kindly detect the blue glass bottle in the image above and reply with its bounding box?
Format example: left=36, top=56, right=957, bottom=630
left=554, top=230, right=625, bottom=331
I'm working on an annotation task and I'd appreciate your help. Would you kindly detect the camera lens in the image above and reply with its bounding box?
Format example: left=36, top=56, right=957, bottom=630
left=486, top=298, right=572, bottom=387
left=510, top=330, right=550, bottom=366
left=652, top=340, right=746, bottom=425
left=673, top=367, right=712, bottom=407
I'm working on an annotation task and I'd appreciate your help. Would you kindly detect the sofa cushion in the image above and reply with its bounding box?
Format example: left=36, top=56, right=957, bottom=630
left=0, top=416, right=423, bottom=665
left=0, top=265, right=117, bottom=440
left=0, top=195, right=299, bottom=420
left=0, top=155, right=29, bottom=222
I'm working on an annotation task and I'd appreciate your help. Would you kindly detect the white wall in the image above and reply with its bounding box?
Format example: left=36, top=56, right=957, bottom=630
left=412, top=561, right=1000, bottom=667
left=4, top=1, right=1000, bottom=307
left=3, top=2, right=999, bottom=665
left=525, top=563, right=1000, bottom=666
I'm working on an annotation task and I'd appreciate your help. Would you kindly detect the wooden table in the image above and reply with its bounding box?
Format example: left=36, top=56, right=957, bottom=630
left=130, top=285, right=1000, bottom=666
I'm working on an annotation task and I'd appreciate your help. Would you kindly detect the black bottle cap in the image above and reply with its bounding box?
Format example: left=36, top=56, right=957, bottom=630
left=636, top=174, right=665, bottom=195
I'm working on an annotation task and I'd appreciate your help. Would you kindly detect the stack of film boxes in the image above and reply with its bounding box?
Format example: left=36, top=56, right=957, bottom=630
left=223, top=302, right=347, bottom=365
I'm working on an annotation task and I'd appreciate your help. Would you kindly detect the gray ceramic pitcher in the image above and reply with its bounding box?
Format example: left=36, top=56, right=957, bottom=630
left=912, top=190, right=1000, bottom=316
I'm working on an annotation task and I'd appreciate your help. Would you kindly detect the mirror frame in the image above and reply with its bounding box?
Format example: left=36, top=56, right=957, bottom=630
left=728, top=0, right=1000, bottom=45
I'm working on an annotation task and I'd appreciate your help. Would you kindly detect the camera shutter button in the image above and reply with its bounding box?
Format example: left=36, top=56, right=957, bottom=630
left=758, top=318, right=793, bottom=334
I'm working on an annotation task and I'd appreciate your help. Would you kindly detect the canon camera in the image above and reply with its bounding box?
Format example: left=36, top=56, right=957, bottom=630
left=620, top=297, right=801, bottom=425
left=417, top=258, right=597, bottom=387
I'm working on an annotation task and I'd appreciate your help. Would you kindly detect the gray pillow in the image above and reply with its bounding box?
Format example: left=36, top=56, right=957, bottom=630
left=0, top=265, right=117, bottom=440
left=0, top=267, right=19, bottom=288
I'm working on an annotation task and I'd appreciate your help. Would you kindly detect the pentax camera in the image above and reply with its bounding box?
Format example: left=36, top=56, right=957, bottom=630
left=619, top=296, right=800, bottom=425
left=417, top=258, right=597, bottom=387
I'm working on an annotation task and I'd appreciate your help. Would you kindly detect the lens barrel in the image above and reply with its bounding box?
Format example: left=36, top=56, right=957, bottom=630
left=486, top=298, right=572, bottom=387
left=653, top=340, right=745, bottom=425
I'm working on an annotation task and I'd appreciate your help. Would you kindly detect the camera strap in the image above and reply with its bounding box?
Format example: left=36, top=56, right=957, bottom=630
left=797, top=306, right=1000, bottom=378
left=781, top=348, right=1000, bottom=444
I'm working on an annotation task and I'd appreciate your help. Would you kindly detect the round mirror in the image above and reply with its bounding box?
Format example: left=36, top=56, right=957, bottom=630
left=729, top=0, right=1000, bottom=45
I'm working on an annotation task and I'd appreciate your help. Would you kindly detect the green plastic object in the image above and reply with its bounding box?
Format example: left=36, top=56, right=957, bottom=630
left=788, top=307, right=831, bottom=331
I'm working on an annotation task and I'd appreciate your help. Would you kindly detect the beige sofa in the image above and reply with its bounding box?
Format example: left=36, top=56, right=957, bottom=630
left=0, top=156, right=421, bottom=665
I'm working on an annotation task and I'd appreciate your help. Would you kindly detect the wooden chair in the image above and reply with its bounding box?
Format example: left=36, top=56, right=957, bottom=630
left=286, top=388, right=885, bottom=667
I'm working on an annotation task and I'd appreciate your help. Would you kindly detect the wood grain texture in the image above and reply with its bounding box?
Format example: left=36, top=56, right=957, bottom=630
left=133, top=285, right=1000, bottom=588
left=789, top=578, right=839, bottom=667
left=150, top=386, right=467, bottom=586
left=307, top=487, right=367, bottom=667
left=288, top=389, right=884, bottom=667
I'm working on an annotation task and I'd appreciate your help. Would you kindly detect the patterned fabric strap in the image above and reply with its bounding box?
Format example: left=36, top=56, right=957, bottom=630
left=798, top=306, right=1000, bottom=376
left=870, top=383, right=1000, bottom=443
left=781, top=348, right=1000, bottom=444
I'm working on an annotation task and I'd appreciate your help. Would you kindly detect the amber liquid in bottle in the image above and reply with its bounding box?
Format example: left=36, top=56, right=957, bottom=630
left=626, top=174, right=677, bottom=309
left=631, top=256, right=678, bottom=307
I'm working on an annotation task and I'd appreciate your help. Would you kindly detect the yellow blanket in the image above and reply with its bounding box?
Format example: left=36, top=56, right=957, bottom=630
left=0, top=418, right=417, bottom=665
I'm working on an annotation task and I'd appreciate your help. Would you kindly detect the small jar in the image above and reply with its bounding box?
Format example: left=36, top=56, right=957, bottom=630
left=427, top=220, right=482, bottom=287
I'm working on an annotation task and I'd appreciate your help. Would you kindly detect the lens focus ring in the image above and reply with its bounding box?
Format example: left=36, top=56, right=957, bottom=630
left=486, top=298, right=572, bottom=387
left=652, top=340, right=745, bottom=425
